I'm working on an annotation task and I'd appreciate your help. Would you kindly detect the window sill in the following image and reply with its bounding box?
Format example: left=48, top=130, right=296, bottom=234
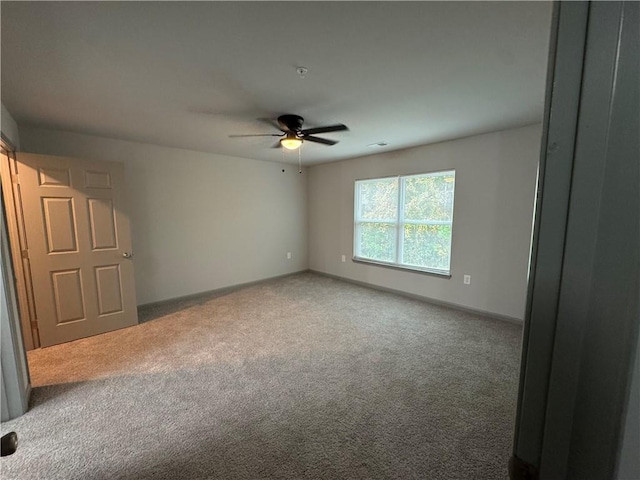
left=352, top=257, right=451, bottom=278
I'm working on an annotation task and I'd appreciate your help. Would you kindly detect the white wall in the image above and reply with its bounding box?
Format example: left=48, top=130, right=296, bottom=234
left=309, top=124, right=541, bottom=320
left=20, top=127, right=308, bottom=305
left=1, top=103, right=20, bottom=149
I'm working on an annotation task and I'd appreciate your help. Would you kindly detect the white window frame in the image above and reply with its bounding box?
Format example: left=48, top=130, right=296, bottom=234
left=353, top=170, right=455, bottom=276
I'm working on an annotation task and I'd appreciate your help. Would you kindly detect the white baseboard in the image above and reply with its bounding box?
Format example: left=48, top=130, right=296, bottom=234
left=309, top=269, right=524, bottom=325
left=137, top=270, right=309, bottom=311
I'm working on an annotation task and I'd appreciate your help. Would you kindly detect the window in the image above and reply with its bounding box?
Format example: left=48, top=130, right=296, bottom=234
left=354, top=170, right=455, bottom=275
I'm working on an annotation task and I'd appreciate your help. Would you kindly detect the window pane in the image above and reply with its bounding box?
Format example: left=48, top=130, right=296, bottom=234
left=357, top=222, right=396, bottom=262
left=403, top=172, right=455, bottom=222
left=402, top=224, right=451, bottom=271
left=357, top=178, right=398, bottom=221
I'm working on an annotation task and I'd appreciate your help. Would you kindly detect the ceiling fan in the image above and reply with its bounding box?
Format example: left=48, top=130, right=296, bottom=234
left=229, top=114, right=348, bottom=150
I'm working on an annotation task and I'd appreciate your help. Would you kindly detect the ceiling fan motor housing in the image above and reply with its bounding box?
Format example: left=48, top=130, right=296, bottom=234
left=278, top=114, right=304, bottom=133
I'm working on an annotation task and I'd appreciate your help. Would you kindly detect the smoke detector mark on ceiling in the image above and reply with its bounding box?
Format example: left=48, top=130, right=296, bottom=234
left=296, top=66, right=308, bottom=79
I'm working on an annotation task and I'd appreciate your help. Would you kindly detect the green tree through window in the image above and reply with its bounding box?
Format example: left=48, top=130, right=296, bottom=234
left=354, top=171, right=455, bottom=274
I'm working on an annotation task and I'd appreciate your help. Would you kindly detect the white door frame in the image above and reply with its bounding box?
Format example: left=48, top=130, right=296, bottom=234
left=1, top=142, right=39, bottom=350
left=0, top=135, right=31, bottom=420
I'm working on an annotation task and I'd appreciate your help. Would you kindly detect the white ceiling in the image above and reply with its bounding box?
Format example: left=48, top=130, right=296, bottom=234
left=1, top=1, right=552, bottom=165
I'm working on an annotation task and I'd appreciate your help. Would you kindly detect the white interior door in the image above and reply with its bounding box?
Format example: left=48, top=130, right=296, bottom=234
left=17, top=153, right=138, bottom=347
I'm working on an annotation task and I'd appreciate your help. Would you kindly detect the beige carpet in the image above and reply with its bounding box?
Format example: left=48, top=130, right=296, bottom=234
left=1, top=272, right=522, bottom=479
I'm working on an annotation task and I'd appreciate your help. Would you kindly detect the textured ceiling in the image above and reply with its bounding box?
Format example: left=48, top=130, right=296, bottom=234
left=1, top=1, right=552, bottom=165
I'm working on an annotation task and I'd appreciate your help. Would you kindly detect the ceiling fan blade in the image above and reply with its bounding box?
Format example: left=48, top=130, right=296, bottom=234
left=228, top=133, right=283, bottom=138
left=257, top=117, right=284, bottom=132
left=304, top=135, right=338, bottom=146
left=301, top=124, right=348, bottom=135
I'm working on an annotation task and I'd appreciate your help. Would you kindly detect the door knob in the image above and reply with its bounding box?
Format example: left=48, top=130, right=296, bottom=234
left=123, top=252, right=133, bottom=258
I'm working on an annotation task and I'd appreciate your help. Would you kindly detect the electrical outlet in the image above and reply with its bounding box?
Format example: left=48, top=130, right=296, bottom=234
left=341, top=255, right=346, bottom=263
left=287, top=252, right=292, bottom=259
left=463, top=275, right=471, bottom=285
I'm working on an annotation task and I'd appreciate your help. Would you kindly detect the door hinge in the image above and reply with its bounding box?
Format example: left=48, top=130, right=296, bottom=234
left=509, top=455, right=538, bottom=480
left=11, top=174, right=19, bottom=184
left=21, top=249, right=29, bottom=259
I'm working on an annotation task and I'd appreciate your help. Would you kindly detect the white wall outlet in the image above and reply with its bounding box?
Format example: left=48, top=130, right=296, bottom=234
left=463, top=275, right=471, bottom=285
left=341, top=255, right=346, bottom=262
left=287, top=252, right=292, bottom=259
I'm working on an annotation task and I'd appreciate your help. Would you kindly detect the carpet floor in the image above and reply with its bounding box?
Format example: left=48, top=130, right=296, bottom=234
left=1, top=272, right=522, bottom=479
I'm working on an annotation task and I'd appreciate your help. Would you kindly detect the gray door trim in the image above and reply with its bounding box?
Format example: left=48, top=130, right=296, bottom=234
left=512, top=1, right=640, bottom=478
left=540, top=2, right=639, bottom=477
left=512, top=0, right=590, bottom=465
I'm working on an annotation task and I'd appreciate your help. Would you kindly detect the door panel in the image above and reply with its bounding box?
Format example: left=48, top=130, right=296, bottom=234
left=38, top=167, right=71, bottom=187
left=51, top=269, right=85, bottom=323
left=17, top=153, right=137, bottom=347
left=84, top=170, right=112, bottom=189
left=42, top=197, right=78, bottom=253
left=94, top=265, right=124, bottom=315
left=88, top=199, right=117, bottom=249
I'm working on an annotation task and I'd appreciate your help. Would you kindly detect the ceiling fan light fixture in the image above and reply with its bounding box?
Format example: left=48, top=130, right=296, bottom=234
left=281, top=135, right=302, bottom=150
